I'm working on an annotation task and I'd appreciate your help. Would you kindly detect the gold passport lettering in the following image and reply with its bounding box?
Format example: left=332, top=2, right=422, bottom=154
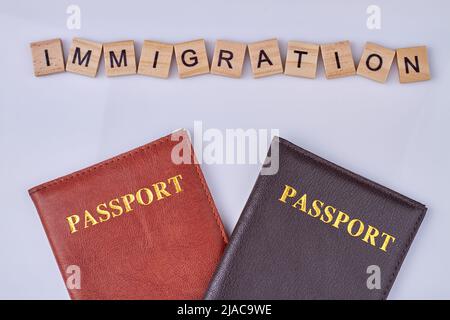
left=278, top=184, right=396, bottom=253
left=65, top=174, right=183, bottom=234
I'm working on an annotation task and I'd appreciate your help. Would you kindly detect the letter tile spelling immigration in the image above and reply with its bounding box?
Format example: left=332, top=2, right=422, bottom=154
left=30, top=38, right=431, bottom=83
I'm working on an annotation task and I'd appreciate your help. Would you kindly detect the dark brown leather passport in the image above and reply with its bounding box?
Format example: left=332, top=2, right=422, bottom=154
left=205, top=137, right=426, bottom=300
left=29, top=130, right=228, bottom=299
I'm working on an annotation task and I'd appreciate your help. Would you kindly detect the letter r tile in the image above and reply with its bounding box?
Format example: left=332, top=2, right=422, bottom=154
left=174, top=39, right=209, bottom=78
left=211, top=40, right=247, bottom=78
left=66, top=38, right=103, bottom=77
left=103, top=40, right=136, bottom=77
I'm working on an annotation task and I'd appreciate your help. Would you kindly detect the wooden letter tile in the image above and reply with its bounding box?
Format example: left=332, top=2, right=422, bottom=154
left=211, top=40, right=247, bottom=78
left=30, top=39, right=65, bottom=76
left=138, top=40, right=173, bottom=78
left=284, top=41, right=319, bottom=79
left=103, top=40, right=136, bottom=77
left=396, top=46, right=430, bottom=83
left=321, top=41, right=356, bottom=79
left=357, top=42, right=395, bottom=83
left=174, top=39, right=209, bottom=78
left=248, top=39, right=283, bottom=78
left=66, top=38, right=103, bottom=77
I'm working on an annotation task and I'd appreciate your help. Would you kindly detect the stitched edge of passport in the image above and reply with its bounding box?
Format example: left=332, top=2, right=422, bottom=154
left=381, top=207, right=425, bottom=299
left=277, top=137, right=427, bottom=299
left=28, top=131, right=228, bottom=245
left=190, top=148, right=229, bottom=244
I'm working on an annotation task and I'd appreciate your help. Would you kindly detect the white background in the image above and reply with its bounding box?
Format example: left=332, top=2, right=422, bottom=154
left=0, top=0, right=449, bottom=299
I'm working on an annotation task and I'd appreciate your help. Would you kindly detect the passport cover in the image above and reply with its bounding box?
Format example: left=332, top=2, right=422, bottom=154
left=206, top=137, right=426, bottom=300
left=29, top=130, right=228, bottom=299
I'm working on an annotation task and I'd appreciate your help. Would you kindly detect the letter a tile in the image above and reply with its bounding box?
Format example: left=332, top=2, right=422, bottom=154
left=248, top=39, right=283, bottom=78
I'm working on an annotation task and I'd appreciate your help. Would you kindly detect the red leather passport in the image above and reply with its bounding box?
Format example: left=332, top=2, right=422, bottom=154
left=29, top=130, right=228, bottom=299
